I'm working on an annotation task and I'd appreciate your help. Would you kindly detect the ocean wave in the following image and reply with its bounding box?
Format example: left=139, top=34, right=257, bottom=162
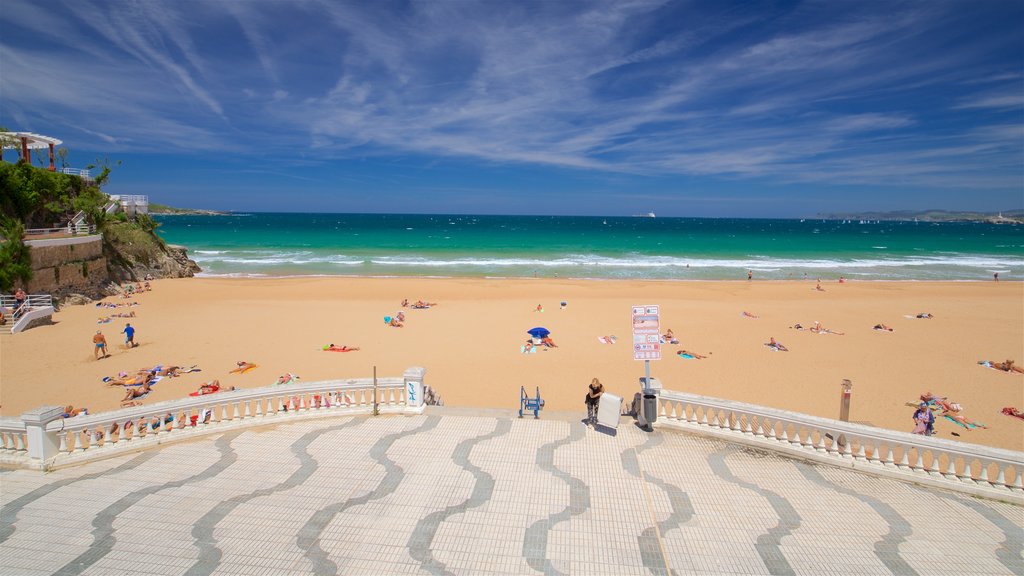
left=190, top=251, right=1024, bottom=270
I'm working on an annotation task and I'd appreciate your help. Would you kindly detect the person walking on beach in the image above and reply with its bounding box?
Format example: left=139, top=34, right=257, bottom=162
left=585, top=378, right=604, bottom=427
left=994, top=272, right=999, bottom=282
left=122, top=323, right=136, bottom=348
left=747, top=270, right=753, bottom=281
left=93, top=330, right=109, bottom=359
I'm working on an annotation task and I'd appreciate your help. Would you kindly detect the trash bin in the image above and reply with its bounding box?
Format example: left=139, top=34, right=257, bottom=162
left=642, top=393, right=658, bottom=426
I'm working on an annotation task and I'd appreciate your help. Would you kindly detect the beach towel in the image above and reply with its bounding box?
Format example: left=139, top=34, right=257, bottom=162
left=230, top=364, right=258, bottom=374
left=942, top=415, right=985, bottom=430
left=520, top=345, right=538, bottom=354
left=764, top=343, right=787, bottom=352
left=678, top=353, right=695, bottom=359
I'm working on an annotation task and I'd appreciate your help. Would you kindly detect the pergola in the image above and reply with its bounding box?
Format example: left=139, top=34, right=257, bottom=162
left=0, top=131, right=63, bottom=171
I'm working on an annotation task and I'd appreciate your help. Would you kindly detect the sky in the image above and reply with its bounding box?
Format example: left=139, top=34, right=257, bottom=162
left=1, top=0, right=1022, bottom=217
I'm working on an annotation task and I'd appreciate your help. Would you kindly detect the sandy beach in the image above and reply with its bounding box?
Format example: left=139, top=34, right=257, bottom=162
left=1, top=277, right=1021, bottom=451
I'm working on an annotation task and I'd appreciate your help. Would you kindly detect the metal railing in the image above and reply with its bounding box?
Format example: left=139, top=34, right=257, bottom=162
left=656, top=389, right=1023, bottom=502
left=23, top=224, right=96, bottom=237
left=60, top=167, right=92, bottom=179
left=1, top=294, right=53, bottom=315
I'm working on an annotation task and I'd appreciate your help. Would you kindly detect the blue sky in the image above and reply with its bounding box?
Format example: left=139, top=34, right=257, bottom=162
left=1, top=0, right=1021, bottom=217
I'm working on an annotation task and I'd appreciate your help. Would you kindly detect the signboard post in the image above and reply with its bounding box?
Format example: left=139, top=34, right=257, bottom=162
left=632, top=305, right=661, bottom=390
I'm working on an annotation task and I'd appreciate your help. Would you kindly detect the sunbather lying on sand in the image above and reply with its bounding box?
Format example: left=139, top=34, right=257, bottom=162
left=412, top=300, right=437, bottom=309
left=810, top=322, right=844, bottom=335
left=790, top=323, right=805, bottom=330
left=275, top=373, right=299, bottom=385
left=122, top=380, right=154, bottom=402
left=230, top=361, right=258, bottom=374
left=765, top=337, right=789, bottom=352
left=742, top=311, right=759, bottom=318
left=105, top=371, right=156, bottom=387
left=62, top=405, right=88, bottom=418
left=1002, top=407, right=1024, bottom=421
left=942, top=411, right=987, bottom=430
left=873, top=324, right=894, bottom=331
left=541, top=336, right=558, bottom=348
left=979, top=359, right=1024, bottom=373
left=192, top=380, right=234, bottom=396
left=915, top=312, right=933, bottom=319
left=324, top=344, right=360, bottom=352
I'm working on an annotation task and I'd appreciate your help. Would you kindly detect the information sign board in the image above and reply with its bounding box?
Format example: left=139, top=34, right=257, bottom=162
left=631, top=304, right=661, bottom=361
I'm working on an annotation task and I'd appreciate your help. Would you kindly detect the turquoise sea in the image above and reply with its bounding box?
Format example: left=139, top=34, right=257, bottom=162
left=154, top=213, right=1024, bottom=281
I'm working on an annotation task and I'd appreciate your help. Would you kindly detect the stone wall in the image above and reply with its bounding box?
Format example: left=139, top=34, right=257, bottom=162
left=25, top=237, right=108, bottom=294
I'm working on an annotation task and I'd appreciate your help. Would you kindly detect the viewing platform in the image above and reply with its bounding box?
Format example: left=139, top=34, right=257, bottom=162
left=0, top=371, right=1020, bottom=574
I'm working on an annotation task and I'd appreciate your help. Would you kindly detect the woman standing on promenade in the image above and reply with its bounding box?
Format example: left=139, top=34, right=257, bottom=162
left=585, top=378, right=604, bottom=427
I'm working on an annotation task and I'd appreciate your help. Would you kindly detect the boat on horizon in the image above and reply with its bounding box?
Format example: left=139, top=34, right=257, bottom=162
left=632, top=211, right=656, bottom=218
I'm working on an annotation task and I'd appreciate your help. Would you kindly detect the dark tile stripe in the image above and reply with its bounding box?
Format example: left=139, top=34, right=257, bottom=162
left=183, top=417, right=366, bottom=576
left=0, top=451, right=159, bottom=544
left=928, top=490, right=1024, bottom=575
left=523, top=423, right=588, bottom=576
left=795, top=463, right=918, bottom=575
left=408, top=419, right=513, bottom=576
left=622, top=434, right=693, bottom=576
left=707, top=448, right=798, bottom=576
left=52, top=432, right=242, bottom=576
left=297, top=416, right=441, bottom=576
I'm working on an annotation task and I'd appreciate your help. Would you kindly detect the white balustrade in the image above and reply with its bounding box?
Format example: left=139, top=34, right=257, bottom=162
left=1, top=373, right=422, bottom=470
left=657, top=390, right=1023, bottom=502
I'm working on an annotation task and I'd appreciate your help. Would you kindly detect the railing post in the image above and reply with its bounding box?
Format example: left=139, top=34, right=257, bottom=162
left=403, top=366, right=426, bottom=409
left=21, top=406, right=64, bottom=463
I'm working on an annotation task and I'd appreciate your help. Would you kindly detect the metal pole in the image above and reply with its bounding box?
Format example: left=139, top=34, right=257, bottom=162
left=373, top=365, right=379, bottom=416
left=644, top=359, right=651, bottom=391
left=839, top=379, right=852, bottom=422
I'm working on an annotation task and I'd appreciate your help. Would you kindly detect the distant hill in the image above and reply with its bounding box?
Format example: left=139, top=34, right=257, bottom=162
left=817, top=209, right=1023, bottom=224
left=149, top=203, right=228, bottom=215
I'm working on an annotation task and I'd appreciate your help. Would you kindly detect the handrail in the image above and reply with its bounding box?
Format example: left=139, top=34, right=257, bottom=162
left=657, top=389, right=1024, bottom=500
left=60, top=167, right=92, bottom=178
left=23, top=224, right=96, bottom=237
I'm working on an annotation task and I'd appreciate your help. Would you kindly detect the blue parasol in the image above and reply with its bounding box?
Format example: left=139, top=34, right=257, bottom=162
left=527, top=327, right=550, bottom=338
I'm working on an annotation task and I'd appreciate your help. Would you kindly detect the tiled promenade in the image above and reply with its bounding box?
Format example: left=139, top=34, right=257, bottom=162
left=1, top=412, right=1021, bottom=576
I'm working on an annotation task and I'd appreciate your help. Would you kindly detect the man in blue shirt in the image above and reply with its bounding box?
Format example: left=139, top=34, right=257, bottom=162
left=122, top=323, right=136, bottom=348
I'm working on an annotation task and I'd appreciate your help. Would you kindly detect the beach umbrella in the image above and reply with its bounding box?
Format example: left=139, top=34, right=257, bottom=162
left=527, top=327, right=550, bottom=338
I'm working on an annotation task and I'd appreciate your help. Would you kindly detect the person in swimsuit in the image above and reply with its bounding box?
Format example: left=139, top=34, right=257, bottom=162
left=93, top=331, right=109, bottom=359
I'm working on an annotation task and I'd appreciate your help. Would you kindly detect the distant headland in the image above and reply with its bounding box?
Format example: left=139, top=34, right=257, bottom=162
left=149, top=203, right=229, bottom=216
left=816, top=209, right=1023, bottom=224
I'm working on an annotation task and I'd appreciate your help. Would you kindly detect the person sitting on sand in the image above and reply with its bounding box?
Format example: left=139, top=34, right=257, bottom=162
left=325, top=344, right=360, bottom=352
left=541, top=336, right=558, bottom=348
left=401, top=299, right=409, bottom=307
left=815, top=282, right=825, bottom=292
left=524, top=341, right=534, bottom=352
left=389, top=317, right=404, bottom=327
left=677, top=350, right=707, bottom=359
left=396, top=311, right=406, bottom=322
left=916, top=312, right=933, bottom=319
left=662, top=329, right=678, bottom=344
left=766, top=337, right=789, bottom=351
left=874, top=324, right=894, bottom=332
left=230, top=361, right=257, bottom=374
left=535, top=304, right=544, bottom=312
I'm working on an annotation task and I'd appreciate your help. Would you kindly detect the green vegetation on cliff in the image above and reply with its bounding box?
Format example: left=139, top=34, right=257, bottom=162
left=0, top=160, right=198, bottom=292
